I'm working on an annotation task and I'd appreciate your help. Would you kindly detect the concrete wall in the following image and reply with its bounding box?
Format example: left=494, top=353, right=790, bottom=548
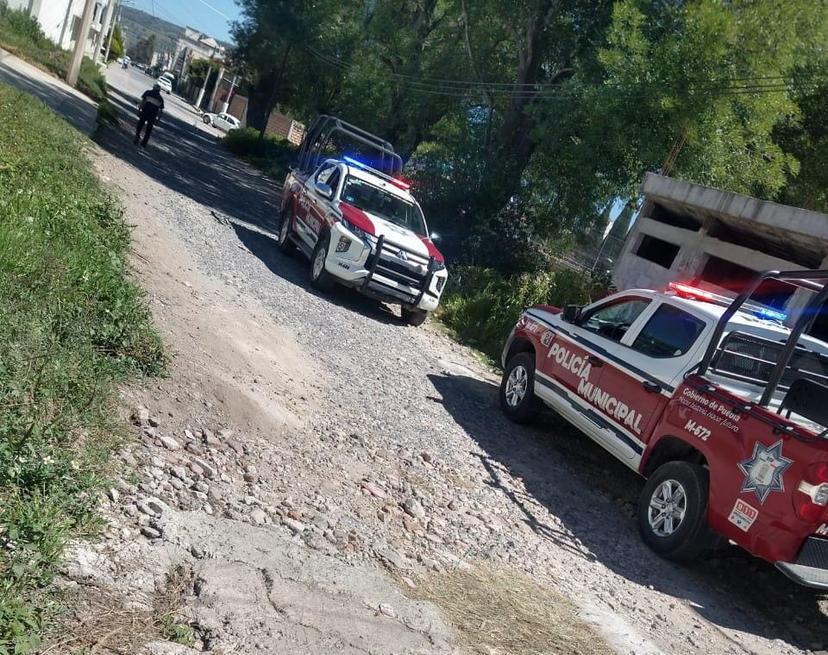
left=613, top=215, right=802, bottom=293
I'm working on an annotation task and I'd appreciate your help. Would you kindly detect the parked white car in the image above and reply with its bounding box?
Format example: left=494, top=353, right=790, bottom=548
left=203, top=112, right=241, bottom=132
left=157, top=76, right=173, bottom=94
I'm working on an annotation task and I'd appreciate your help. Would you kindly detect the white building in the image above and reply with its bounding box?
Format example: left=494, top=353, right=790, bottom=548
left=5, top=0, right=112, bottom=58
left=172, top=27, right=224, bottom=79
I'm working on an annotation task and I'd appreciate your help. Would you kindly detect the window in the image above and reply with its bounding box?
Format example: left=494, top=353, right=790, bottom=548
left=649, top=203, right=702, bottom=231
left=315, top=164, right=336, bottom=185
left=581, top=298, right=651, bottom=343
left=341, top=176, right=427, bottom=235
left=636, top=235, right=680, bottom=269
left=632, top=304, right=705, bottom=358
left=326, top=168, right=341, bottom=195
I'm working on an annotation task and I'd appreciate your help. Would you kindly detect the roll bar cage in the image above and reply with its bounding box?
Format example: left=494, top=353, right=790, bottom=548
left=295, top=115, right=403, bottom=177
left=697, top=269, right=828, bottom=406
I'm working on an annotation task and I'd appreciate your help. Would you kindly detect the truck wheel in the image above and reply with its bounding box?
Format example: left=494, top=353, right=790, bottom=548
left=309, top=233, right=334, bottom=291
left=401, top=308, right=428, bottom=326
left=277, top=207, right=295, bottom=253
left=638, top=461, right=712, bottom=562
left=499, top=353, right=541, bottom=424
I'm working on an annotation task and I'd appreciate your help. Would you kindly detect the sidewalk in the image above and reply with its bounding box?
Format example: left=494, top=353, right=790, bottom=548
left=0, top=47, right=97, bottom=135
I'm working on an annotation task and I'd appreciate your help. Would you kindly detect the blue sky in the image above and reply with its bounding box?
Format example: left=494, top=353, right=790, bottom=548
left=129, top=0, right=241, bottom=42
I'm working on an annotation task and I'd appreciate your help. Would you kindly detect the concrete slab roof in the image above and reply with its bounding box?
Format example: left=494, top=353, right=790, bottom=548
left=641, top=173, right=828, bottom=242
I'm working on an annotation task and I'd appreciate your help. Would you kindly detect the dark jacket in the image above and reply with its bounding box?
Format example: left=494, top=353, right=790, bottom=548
left=140, top=89, right=165, bottom=120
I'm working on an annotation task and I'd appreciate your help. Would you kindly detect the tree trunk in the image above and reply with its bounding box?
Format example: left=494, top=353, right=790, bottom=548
left=475, top=0, right=559, bottom=219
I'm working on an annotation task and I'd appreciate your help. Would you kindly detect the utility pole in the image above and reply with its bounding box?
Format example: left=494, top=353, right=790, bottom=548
left=207, top=65, right=224, bottom=113
left=220, top=74, right=238, bottom=114
left=194, top=57, right=214, bottom=110
left=96, top=0, right=117, bottom=64
left=67, top=0, right=96, bottom=87
left=104, top=0, right=122, bottom=63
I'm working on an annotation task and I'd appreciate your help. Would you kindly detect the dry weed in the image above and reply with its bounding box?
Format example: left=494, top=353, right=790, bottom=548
left=410, top=564, right=613, bottom=655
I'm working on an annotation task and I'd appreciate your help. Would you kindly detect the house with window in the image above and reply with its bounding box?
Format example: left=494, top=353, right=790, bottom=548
left=612, top=173, right=828, bottom=339
left=6, top=0, right=111, bottom=57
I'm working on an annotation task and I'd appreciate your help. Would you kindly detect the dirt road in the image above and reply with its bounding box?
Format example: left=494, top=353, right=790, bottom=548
left=53, top=66, right=827, bottom=654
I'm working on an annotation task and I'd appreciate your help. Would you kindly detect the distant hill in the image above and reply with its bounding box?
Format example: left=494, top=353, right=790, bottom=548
left=120, top=6, right=183, bottom=57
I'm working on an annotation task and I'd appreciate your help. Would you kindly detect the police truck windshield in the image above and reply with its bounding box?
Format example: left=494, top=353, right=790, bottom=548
left=341, top=176, right=427, bottom=236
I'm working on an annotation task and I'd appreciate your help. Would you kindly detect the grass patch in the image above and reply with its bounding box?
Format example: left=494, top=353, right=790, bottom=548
left=0, top=82, right=163, bottom=653
left=435, top=265, right=605, bottom=362
left=222, top=127, right=297, bottom=179
left=0, top=6, right=108, bottom=104
left=411, top=565, right=613, bottom=655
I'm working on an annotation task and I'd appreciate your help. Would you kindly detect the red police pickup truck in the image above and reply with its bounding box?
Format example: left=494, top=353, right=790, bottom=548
left=500, top=271, right=828, bottom=589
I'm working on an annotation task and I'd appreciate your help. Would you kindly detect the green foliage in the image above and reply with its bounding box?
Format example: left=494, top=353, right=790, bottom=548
left=108, top=24, right=125, bottom=62
left=437, top=265, right=606, bottom=361
left=222, top=127, right=297, bottom=179
left=77, top=58, right=107, bottom=103
left=187, top=58, right=220, bottom=96
left=160, top=614, right=196, bottom=646
left=0, top=82, right=163, bottom=653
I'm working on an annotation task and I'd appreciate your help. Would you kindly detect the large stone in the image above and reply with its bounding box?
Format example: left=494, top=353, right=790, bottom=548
left=160, top=436, right=181, bottom=451
left=402, top=498, right=426, bottom=520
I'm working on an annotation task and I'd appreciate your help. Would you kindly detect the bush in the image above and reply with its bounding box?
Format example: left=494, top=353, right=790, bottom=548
left=77, top=58, right=107, bottom=102
left=222, top=127, right=297, bottom=179
left=436, top=265, right=607, bottom=362
left=0, top=82, right=163, bottom=652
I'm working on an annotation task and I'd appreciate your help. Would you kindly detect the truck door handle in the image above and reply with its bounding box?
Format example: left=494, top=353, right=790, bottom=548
left=642, top=381, right=662, bottom=393
left=586, top=356, right=604, bottom=367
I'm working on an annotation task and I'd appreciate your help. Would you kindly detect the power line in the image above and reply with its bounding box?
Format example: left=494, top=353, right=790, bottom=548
left=305, top=44, right=826, bottom=100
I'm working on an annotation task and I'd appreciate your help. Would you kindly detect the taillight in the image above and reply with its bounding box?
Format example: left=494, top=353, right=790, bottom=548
left=795, top=463, right=828, bottom=521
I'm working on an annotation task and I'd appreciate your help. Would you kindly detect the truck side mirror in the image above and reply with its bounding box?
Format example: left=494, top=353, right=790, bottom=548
left=429, top=231, right=441, bottom=244
left=562, top=305, right=581, bottom=324
left=315, top=181, right=333, bottom=200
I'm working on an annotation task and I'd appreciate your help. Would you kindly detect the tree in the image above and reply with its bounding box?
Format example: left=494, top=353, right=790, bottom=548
left=107, top=24, right=124, bottom=62
left=132, top=34, right=156, bottom=66
left=231, top=1, right=333, bottom=136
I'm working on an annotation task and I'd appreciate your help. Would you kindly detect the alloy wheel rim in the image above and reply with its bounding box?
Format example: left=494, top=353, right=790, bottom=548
left=312, top=247, right=325, bottom=278
left=505, top=365, right=528, bottom=407
left=648, top=479, right=687, bottom=536
left=280, top=215, right=290, bottom=242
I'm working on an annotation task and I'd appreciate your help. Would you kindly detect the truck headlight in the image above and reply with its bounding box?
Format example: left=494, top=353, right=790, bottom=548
left=340, top=218, right=371, bottom=243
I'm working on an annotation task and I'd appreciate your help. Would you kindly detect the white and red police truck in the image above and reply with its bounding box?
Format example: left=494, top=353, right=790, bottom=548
left=501, top=272, right=828, bottom=589
left=280, top=116, right=447, bottom=326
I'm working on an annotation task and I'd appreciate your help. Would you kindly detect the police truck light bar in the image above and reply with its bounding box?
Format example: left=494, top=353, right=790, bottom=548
left=667, top=282, right=787, bottom=323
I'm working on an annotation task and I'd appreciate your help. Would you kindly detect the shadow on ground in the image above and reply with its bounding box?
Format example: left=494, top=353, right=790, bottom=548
left=96, top=84, right=408, bottom=327
left=0, top=52, right=96, bottom=134
left=429, top=372, right=828, bottom=652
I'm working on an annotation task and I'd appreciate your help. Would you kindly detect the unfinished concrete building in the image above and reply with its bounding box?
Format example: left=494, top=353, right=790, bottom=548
left=613, top=173, right=828, bottom=338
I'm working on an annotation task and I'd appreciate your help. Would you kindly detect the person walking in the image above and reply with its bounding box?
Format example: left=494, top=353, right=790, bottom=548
left=135, top=83, right=165, bottom=147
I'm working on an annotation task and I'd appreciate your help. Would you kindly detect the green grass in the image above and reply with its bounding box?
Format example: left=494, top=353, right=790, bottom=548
left=0, top=82, right=163, bottom=653
left=436, top=265, right=605, bottom=362
left=222, top=127, right=297, bottom=179
left=0, top=6, right=108, bottom=104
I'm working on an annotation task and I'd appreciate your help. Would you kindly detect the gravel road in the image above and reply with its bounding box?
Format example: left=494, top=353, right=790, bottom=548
left=56, top=66, right=828, bottom=655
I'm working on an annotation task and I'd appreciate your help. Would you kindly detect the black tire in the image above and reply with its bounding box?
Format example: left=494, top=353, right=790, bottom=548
left=499, top=352, right=542, bottom=424
left=277, top=206, right=295, bottom=253
left=401, top=308, right=428, bottom=327
left=309, top=232, right=334, bottom=291
left=202, top=115, right=211, bottom=124
left=638, top=461, right=713, bottom=562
